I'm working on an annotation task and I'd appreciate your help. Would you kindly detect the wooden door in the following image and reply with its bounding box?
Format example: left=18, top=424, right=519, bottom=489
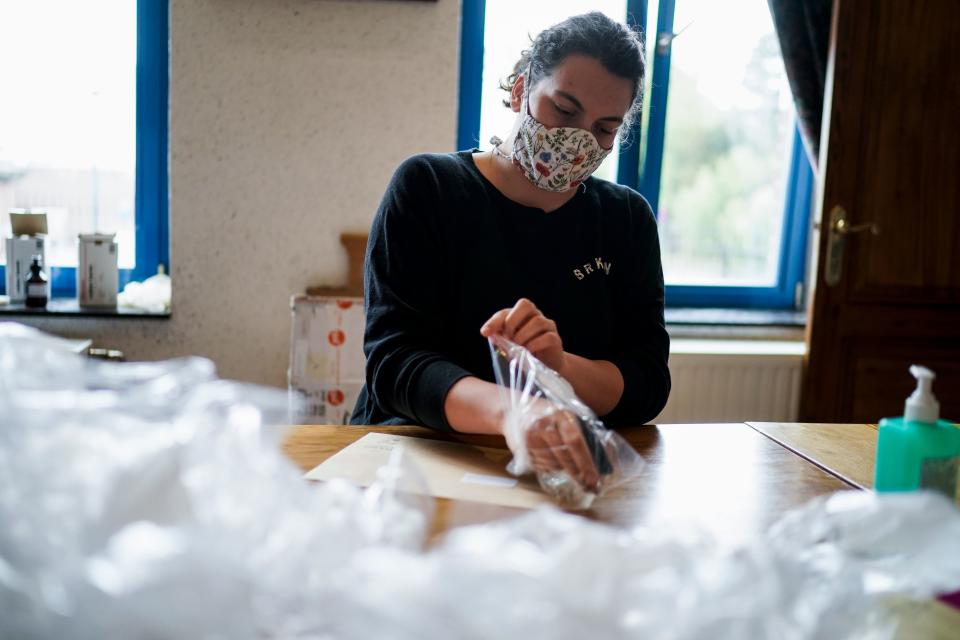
left=801, top=0, right=960, bottom=422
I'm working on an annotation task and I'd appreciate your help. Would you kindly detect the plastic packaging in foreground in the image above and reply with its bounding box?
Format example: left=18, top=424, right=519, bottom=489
left=488, top=334, right=644, bottom=509
left=0, top=322, right=431, bottom=639
left=3, top=323, right=960, bottom=639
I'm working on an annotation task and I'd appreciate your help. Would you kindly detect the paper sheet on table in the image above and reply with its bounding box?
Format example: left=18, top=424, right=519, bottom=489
left=304, top=432, right=552, bottom=509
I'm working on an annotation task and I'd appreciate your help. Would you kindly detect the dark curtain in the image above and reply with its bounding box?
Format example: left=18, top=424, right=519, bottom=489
left=767, top=0, right=833, bottom=169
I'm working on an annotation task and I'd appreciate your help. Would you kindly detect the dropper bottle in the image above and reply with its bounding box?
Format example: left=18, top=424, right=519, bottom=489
left=24, top=254, right=48, bottom=309
left=875, top=365, right=960, bottom=500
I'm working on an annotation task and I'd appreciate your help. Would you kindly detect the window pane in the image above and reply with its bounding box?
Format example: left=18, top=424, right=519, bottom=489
left=656, top=1, right=794, bottom=286
left=478, top=1, right=629, bottom=182
left=636, top=0, right=660, bottom=181
left=0, top=0, right=136, bottom=269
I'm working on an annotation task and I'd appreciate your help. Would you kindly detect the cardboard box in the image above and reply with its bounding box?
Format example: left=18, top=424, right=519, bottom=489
left=5, top=211, right=47, bottom=303
left=288, top=295, right=365, bottom=424
left=77, top=233, right=118, bottom=308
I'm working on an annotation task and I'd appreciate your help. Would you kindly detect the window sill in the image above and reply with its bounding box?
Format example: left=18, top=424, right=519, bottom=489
left=666, top=307, right=806, bottom=342
left=670, top=338, right=805, bottom=357
left=0, top=297, right=170, bottom=319
left=666, top=307, right=805, bottom=327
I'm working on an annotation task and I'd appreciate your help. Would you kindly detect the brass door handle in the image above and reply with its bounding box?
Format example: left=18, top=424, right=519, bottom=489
left=832, top=216, right=880, bottom=236
left=823, top=206, right=880, bottom=286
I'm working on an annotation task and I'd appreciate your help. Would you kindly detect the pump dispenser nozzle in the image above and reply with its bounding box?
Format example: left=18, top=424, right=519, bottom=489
left=904, top=365, right=939, bottom=424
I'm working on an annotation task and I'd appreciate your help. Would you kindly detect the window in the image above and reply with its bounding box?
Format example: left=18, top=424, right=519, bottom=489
left=459, top=0, right=813, bottom=309
left=0, top=0, right=168, bottom=297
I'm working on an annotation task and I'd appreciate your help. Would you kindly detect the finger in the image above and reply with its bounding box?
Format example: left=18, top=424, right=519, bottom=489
left=503, top=298, right=538, bottom=340
left=526, top=423, right=563, bottom=471
left=524, top=332, right=562, bottom=358
left=512, top=315, right=556, bottom=347
left=480, top=308, right=510, bottom=337
left=556, top=413, right=600, bottom=490
left=537, top=414, right=582, bottom=484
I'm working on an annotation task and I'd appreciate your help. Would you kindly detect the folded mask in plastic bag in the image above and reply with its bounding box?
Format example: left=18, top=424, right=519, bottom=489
left=487, top=334, right=644, bottom=509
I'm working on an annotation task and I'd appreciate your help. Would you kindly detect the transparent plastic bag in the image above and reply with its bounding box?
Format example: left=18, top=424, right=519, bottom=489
left=406, top=492, right=960, bottom=639
left=0, top=322, right=433, bottom=639
left=4, top=322, right=960, bottom=639
left=768, top=489, right=960, bottom=599
left=488, top=334, right=644, bottom=509
left=429, top=507, right=883, bottom=640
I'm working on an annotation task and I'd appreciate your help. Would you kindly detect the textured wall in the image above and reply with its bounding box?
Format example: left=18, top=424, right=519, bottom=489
left=19, top=0, right=461, bottom=387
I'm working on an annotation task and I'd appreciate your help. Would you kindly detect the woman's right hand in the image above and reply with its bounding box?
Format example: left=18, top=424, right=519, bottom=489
left=515, top=403, right=602, bottom=492
left=443, top=378, right=603, bottom=491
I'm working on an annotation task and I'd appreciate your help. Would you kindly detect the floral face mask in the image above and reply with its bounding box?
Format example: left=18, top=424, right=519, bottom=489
left=491, top=73, right=613, bottom=193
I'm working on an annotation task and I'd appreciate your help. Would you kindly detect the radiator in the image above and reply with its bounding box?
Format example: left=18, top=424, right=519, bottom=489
left=654, top=341, right=805, bottom=423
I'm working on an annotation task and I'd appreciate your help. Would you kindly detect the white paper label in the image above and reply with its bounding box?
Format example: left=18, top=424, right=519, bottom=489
left=920, top=454, right=959, bottom=499
left=27, top=283, right=46, bottom=298
left=461, top=472, right=518, bottom=488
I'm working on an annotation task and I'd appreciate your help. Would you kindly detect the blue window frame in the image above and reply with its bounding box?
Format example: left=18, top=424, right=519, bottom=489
left=457, top=0, right=813, bottom=310
left=0, top=0, right=169, bottom=298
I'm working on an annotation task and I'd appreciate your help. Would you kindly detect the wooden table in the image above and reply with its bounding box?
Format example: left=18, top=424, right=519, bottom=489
left=283, top=423, right=853, bottom=546
left=747, top=422, right=879, bottom=490
left=282, top=422, right=960, bottom=638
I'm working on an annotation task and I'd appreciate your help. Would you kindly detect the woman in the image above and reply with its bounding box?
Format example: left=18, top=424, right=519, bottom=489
left=352, top=12, right=670, bottom=486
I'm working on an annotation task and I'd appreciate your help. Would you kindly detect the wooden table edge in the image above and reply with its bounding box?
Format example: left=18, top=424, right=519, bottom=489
left=744, top=422, right=872, bottom=491
left=284, top=422, right=960, bottom=634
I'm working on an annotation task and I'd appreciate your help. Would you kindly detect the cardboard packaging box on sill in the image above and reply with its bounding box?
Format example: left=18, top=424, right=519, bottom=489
left=289, top=295, right=364, bottom=425
left=77, top=233, right=118, bottom=308
left=5, top=211, right=48, bottom=303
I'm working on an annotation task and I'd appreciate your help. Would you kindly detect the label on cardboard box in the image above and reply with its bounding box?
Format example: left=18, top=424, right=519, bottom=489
left=290, top=382, right=362, bottom=425
left=289, top=296, right=365, bottom=383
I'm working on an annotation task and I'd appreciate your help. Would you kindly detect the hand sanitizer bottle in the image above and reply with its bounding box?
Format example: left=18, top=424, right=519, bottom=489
left=875, top=365, right=960, bottom=499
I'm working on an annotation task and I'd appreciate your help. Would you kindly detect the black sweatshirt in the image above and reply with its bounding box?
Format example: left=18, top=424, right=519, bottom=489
left=351, top=150, right=670, bottom=431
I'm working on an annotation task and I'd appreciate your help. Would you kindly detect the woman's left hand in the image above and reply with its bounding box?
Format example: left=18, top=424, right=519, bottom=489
left=480, top=298, right=567, bottom=373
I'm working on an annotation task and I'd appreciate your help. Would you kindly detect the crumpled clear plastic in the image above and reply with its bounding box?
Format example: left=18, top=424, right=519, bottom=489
left=0, top=322, right=431, bottom=639
left=117, top=272, right=171, bottom=313
left=3, top=322, right=960, bottom=639
left=768, top=489, right=960, bottom=598
left=488, top=334, right=644, bottom=509
left=328, top=492, right=960, bottom=640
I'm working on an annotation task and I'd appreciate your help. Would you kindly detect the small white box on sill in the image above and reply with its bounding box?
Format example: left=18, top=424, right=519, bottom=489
left=5, top=210, right=47, bottom=303
left=77, top=233, right=118, bottom=308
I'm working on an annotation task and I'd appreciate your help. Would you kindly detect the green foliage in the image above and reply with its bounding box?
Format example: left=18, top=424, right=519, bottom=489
left=658, top=33, right=791, bottom=285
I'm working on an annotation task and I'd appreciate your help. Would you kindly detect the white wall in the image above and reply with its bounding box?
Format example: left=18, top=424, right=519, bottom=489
left=18, top=0, right=462, bottom=387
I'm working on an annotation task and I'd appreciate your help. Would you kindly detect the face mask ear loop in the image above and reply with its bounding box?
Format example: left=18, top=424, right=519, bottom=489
left=491, top=67, right=533, bottom=154
left=521, top=66, right=532, bottom=118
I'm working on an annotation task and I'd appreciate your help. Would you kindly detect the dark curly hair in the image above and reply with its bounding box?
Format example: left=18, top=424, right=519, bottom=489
left=500, top=12, right=646, bottom=139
